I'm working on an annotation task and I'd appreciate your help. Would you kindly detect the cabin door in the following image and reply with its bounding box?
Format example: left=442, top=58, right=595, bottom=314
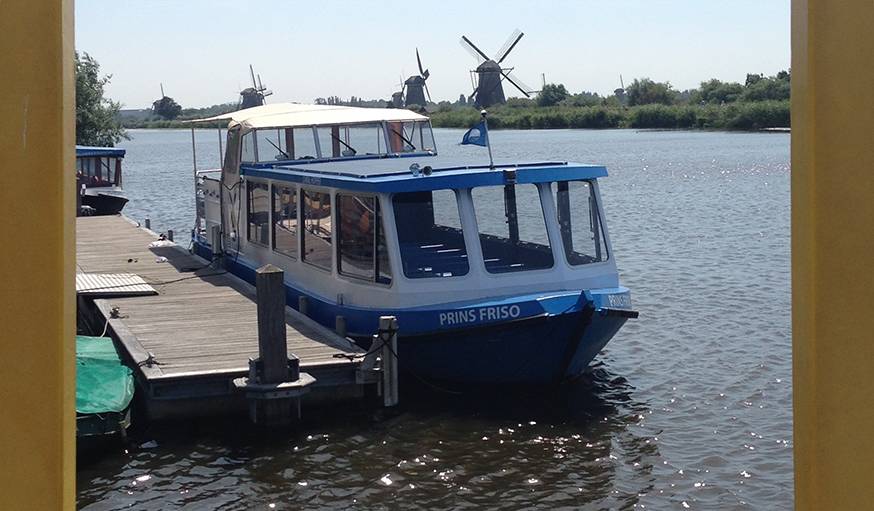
left=220, top=126, right=243, bottom=253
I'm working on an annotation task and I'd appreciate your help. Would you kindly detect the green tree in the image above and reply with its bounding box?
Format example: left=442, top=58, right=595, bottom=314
left=626, top=78, right=676, bottom=106
left=741, top=75, right=790, bottom=102
left=152, top=96, right=183, bottom=120
left=745, top=73, right=764, bottom=87
left=537, top=83, right=570, bottom=107
left=560, top=91, right=601, bottom=107
left=695, top=79, right=744, bottom=104
left=75, top=51, right=127, bottom=146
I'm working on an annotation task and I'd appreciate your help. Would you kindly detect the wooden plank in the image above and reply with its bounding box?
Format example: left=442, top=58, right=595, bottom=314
left=77, top=216, right=364, bottom=386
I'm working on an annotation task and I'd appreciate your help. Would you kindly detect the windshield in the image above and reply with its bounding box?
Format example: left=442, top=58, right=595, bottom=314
left=246, top=120, right=436, bottom=162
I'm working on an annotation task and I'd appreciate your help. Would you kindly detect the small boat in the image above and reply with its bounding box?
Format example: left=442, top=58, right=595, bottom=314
left=76, top=145, right=129, bottom=215
left=76, top=335, right=134, bottom=438
left=189, top=103, right=637, bottom=384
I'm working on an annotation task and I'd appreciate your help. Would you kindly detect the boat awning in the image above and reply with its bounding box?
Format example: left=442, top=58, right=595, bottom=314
left=186, top=102, right=428, bottom=132
left=76, top=146, right=126, bottom=158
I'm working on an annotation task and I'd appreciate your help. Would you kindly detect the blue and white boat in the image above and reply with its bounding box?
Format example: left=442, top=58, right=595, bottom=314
left=76, top=145, right=129, bottom=215
left=190, top=103, right=637, bottom=384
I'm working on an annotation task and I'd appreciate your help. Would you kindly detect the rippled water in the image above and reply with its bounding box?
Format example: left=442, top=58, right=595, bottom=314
left=78, top=128, right=792, bottom=510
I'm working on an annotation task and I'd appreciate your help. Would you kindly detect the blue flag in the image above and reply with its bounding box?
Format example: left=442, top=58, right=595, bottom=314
left=461, top=120, right=489, bottom=147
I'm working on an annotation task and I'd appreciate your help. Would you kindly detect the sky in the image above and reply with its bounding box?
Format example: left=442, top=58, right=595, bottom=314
left=75, top=0, right=790, bottom=110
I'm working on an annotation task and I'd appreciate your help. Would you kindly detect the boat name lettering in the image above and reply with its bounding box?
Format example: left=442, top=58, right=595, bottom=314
left=606, top=294, right=631, bottom=309
left=302, top=176, right=322, bottom=186
left=439, top=305, right=521, bottom=326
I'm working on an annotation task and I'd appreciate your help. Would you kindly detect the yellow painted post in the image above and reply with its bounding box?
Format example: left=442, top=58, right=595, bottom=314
left=792, top=0, right=874, bottom=508
left=0, top=0, right=76, bottom=509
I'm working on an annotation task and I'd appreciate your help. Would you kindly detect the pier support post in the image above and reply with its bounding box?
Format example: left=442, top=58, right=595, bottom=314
left=378, top=316, right=399, bottom=407
left=257, top=265, right=288, bottom=382
left=0, top=0, right=75, bottom=507
left=792, top=0, right=874, bottom=508
left=335, top=315, right=347, bottom=337
left=144, top=217, right=151, bottom=230
left=167, top=229, right=174, bottom=242
left=234, top=264, right=314, bottom=426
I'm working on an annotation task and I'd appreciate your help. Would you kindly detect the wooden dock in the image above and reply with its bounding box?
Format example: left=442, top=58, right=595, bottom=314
left=76, top=215, right=379, bottom=420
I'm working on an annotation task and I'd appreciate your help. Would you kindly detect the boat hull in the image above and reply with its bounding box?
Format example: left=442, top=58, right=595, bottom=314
left=82, top=192, right=128, bottom=216
left=193, top=238, right=634, bottom=384
left=394, top=309, right=629, bottom=384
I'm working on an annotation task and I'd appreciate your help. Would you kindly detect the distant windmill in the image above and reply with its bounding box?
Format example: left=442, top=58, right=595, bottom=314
left=460, top=29, right=536, bottom=108
left=614, top=74, right=627, bottom=105
left=391, top=75, right=405, bottom=108
left=400, top=49, right=432, bottom=108
left=239, top=65, right=273, bottom=109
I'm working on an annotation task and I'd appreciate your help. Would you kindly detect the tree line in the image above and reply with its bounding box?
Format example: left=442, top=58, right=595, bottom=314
left=429, top=71, right=791, bottom=130
left=76, top=50, right=791, bottom=146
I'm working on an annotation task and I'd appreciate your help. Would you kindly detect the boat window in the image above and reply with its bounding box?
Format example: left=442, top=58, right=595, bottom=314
left=318, top=124, right=385, bottom=158
left=553, top=181, right=608, bottom=265
left=272, top=184, right=298, bottom=258
left=246, top=181, right=270, bottom=246
left=241, top=132, right=256, bottom=163
left=301, top=189, right=332, bottom=270
left=392, top=190, right=468, bottom=278
left=472, top=184, right=554, bottom=273
left=290, top=127, right=319, bottom=160
left=256, top=129, right=292, bottom=162
left=337, top=194, right=392, bottom=284
left=223, top=127, right=241, bottom=174
left=388, top=120, right=435, bottom=153
left=76, top=157, right=120, bottom=187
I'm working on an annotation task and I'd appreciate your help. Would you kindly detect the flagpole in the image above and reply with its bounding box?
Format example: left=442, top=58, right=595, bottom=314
left=481, top=109, right=494, bottom=169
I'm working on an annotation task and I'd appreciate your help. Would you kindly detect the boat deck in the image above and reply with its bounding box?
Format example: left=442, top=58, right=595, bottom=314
left=76, top=215, right=377, bottom=420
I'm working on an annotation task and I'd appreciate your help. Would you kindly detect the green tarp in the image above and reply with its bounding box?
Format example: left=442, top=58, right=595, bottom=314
left=76, top=336, right=134, bottom=414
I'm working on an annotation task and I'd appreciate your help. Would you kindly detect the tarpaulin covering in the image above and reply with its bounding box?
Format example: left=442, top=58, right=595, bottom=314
left=75, top=336, right=134, bottom=414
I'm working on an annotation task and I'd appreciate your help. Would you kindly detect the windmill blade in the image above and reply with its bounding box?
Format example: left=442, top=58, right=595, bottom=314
left=501, top=70, right=534, bottom=97
left=262, top=90, right=273, bottom=97
left=470, top=84, right=480, bottom=103
left=416, top=48, right=430, bottom=80
left=460, top=36, right=489, bottom=63
left=257, top=74, right=264, bottom=90
left=424, top=82, right=432, bottom=103
left=249, top=65, right=257, bottom=88
left=496, top=29, right=524, bottom=64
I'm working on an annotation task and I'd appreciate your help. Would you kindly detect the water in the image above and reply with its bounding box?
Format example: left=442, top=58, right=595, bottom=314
left=78, top=128, right=792, bottom=509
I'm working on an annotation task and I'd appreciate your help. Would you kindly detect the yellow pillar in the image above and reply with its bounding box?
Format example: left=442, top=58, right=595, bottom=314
left=792, top=0, right=874, bottom=508
left=0, top=0, right=75, bottom=509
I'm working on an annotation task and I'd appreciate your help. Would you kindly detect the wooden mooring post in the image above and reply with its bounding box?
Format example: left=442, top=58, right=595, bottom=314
left=233, top=264, right=314, bottom=426
left=378, top=316, right=400, bottom=407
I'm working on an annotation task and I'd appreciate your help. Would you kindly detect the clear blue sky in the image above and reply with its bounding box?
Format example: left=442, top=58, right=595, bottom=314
left=75, top=0, right=790, bottom=109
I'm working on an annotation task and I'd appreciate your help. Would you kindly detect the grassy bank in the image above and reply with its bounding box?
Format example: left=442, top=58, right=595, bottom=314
left=120, top=100, right=789, bottom=132
left=429, top=100, right=790, bottom=131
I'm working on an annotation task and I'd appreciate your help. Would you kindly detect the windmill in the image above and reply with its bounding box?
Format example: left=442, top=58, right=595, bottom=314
left=614, top=74, right=627, bottom=105
left=460, top=29, right=536, bottom=108
left=239, top=65, right=273, bottom=109
left=390, top=75, right=405, bottom=108
left=401, top=49, right=432, bottom=108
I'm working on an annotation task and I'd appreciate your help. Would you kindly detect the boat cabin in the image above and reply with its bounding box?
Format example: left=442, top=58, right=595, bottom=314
left=76, top=146, right=125, bottom=189
left=192, top=104, right=618, bottom=333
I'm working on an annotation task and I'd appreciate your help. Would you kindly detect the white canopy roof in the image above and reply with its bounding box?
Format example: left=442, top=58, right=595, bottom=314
left=188, top=102, right=428, bottom=132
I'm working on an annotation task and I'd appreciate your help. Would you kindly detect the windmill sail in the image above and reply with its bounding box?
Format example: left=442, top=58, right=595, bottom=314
left=495, top=29, right=524, bottom=64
